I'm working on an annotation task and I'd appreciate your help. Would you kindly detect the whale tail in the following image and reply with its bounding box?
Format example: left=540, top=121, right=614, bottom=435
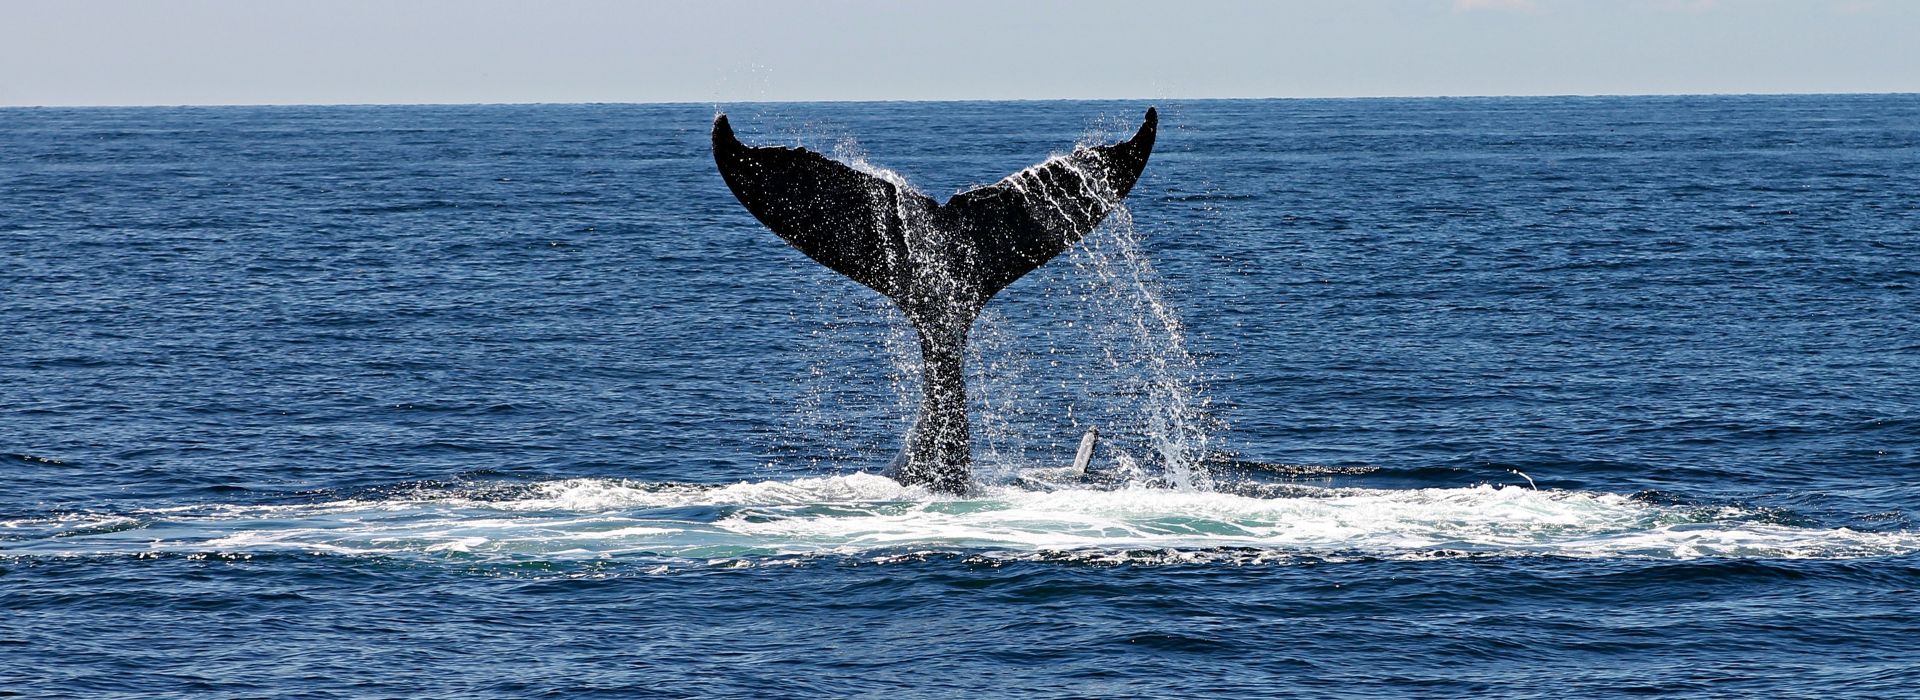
left=712, top=108, right=1158, bottom=493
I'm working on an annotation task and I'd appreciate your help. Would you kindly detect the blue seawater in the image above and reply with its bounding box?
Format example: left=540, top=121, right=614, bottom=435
left=4, top=96, right=1919, bottom=697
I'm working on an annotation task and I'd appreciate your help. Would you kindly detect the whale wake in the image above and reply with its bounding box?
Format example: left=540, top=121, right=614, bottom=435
left=7, top=474, right=1912, bottom=566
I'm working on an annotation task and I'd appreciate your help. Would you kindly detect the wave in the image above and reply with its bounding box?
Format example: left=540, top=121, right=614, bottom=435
left=4, top=474, right=1914, bottom=565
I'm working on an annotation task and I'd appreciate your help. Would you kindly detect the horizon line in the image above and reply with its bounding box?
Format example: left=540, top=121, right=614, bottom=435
left=4, top=90, right=1916, bottom=110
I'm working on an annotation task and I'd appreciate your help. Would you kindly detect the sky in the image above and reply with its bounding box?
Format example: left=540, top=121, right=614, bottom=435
left=1, top=0, right=1915, bottom=106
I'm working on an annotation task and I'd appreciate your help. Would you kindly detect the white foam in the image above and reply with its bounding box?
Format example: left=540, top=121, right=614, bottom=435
left=3, top=475, right=1913, bottom=563
left=492, top=472, right=928, bottom=511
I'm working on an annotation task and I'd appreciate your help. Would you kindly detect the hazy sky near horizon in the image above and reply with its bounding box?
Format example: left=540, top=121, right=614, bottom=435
left=2, top=0, right=1915, bottom=106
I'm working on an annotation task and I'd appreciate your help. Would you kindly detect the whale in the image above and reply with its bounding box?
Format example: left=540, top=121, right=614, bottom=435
left=712, top=107, right=1158, bottom=494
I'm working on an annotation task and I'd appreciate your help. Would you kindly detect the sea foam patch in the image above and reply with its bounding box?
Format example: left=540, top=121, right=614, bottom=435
left=2, top=474, right=1913, bottom=563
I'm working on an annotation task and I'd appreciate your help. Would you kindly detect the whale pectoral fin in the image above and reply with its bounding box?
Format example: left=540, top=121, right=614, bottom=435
left=712, top=114, right=936, bottom=300
left=941, top=107, right=1158, bottom=299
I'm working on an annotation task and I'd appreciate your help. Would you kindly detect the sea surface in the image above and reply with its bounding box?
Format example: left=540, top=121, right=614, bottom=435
left=4, top=95, right=1919, bottom=698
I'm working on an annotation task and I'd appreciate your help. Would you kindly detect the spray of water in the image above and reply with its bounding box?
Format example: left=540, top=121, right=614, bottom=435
left=1056, top=204, right=1217, bottom=490
left=12, top=476, right=1914, bottom=565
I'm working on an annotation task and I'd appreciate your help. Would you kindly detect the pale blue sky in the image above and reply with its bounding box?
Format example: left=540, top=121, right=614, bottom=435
left=2, top=0, right=1915, bottom=106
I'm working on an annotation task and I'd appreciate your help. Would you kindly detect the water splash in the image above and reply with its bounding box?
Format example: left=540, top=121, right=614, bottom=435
left=1056, top=203, right=1217, bottom=490
left=7, top=475, right=1913, bottom=565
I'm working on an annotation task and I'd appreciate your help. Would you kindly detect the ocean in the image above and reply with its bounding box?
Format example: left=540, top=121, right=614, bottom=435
left=4, top=95, right=1918, bottom=697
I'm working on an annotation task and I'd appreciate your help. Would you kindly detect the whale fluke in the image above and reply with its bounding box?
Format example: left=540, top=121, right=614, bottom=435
left=713, top=108, right=1158, bottom=493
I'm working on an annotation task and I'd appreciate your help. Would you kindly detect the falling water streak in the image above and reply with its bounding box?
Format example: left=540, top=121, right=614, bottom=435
left=1061, top=204, right=1217, bottom=490
left=774, top=149, right=918, bottom=471
left=778, top=149, right=949, bottom=472
left=843, top=151, right=937, bottom=458
left=1056, top=137, right=1217, bottom=489
left=780, top=295, right=906, bottom=470
left=1002, top=145, right=1219, bottom=490
left=966, top=308, right=1050, bottom=480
